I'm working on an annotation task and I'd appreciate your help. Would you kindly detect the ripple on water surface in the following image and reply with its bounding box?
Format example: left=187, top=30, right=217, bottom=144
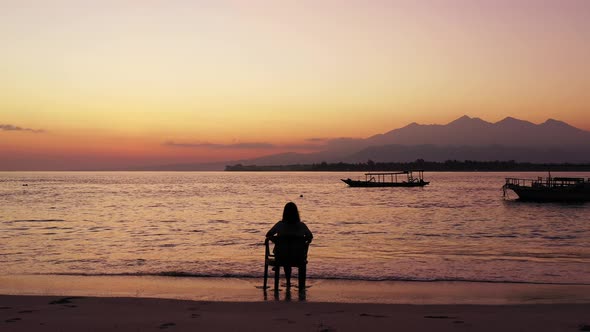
left=0, top=171, right=589, bottom=284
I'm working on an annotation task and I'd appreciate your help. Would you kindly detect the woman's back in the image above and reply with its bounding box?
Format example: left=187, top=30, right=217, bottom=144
left=266, top=202, right=313, bottom=265
left=267, top=221, right=312, bottom=240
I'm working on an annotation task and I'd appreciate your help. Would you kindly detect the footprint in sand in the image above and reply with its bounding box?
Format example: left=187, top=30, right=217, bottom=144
left=49, top=297, right=83, bottom=305
left=159, top=322, right=176, bottom=329
left=317, top=322, right=337, bottom=332
left=359, top=313, right=387, bottom=318
left=424, top=315, right=458, bottom=319
left=187, top=307, right=200, bottom=318
left=18, top=310, right=36, bottom=314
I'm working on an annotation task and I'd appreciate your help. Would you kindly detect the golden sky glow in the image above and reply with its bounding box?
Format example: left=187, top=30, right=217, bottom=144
left=1, top=0, right=589, bottom=169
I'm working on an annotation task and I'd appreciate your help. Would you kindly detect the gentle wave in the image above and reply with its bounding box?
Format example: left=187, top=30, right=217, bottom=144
left=34, top=271, right=590, bottom=286
left=8, top=219, right=66, bottom=223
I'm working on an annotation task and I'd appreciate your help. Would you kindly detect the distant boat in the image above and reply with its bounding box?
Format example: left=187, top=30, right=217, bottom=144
left=503, top=173, right=590, bottom=201
left=341, top=170, right=429, bottom=187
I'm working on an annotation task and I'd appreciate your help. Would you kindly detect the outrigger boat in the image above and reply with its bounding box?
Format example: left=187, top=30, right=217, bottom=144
left=341, top=170, right=429, bottom=187
left=503, top=173, right=590, bottom=201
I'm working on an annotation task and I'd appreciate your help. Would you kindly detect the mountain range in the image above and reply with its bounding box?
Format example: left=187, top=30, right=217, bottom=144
left=141, top=116, right=590, bottom=170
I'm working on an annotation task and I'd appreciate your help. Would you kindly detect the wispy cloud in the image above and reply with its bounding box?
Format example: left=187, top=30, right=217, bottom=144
left=165, top=141, right=276, bottom=149
left=305, top=137, right=330, bottom=142
left=164, top=141, right=324, bottom=151
left=0, top=124, right=45, bottom=133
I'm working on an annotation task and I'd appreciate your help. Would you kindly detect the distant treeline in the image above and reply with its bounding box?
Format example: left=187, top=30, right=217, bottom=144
left=225, top=159, right=590, bottom=172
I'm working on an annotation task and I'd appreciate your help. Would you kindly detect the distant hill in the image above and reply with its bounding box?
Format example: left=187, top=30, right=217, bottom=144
left=365, top=116, right=590, bottom=147
left=233, top=116, right=590, bottom=166
left=139, top=116, right=590, bottom=170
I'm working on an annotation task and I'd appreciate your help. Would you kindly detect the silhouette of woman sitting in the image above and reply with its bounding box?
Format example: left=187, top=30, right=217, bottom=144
left=266, top=202, right=313, bottom=287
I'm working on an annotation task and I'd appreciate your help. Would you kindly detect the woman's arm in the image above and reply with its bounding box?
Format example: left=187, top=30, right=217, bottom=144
left=265, top=221, right=281, bottom=238
left=302, top=223, right=313, bottom=243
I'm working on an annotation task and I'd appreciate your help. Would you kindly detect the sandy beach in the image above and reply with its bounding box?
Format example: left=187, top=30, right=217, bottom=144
left=1, top=275, right=590, bottom=331
left=1, top=295, right=589, bottom=332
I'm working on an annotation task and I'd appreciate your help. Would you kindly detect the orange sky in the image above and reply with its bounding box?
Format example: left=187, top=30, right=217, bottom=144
left=1, top=1, right=589, bottom=170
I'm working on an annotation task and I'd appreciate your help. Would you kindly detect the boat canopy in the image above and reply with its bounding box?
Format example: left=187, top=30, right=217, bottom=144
left=363, top=170, right=425, bottom=183
left=364, top=170, right=425, bottom=176
left=552, top=177, right=585, bottom=182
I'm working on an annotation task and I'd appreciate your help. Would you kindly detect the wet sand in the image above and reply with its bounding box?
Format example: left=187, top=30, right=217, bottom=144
left=2, top=275, right=590, bottom=304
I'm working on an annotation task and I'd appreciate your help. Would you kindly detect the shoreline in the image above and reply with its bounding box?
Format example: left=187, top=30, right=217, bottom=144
left=3, top=170, right=590, bottom=172
left=2, top=274, right=590, bottom=305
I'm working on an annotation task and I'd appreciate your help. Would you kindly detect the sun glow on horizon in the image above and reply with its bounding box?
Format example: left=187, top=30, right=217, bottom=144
left=2, top=0, right=589, bottom=169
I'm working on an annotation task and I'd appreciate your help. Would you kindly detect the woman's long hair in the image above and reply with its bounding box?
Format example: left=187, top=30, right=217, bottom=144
left=282, top=202, right=301, bottom=224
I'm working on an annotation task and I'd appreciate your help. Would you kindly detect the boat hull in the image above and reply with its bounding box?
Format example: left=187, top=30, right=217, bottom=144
left=505, top=184, right=590, bottom=202
left=341, top=179, right=429, bottom=187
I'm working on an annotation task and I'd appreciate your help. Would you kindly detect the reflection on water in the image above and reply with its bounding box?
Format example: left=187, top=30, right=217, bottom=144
left=262, top=285, right=307, bottom=302
left=1, top=171, right=589, bottom=284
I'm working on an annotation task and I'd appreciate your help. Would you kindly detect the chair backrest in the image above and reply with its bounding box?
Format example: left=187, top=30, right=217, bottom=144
left=267, top=236, right=309, bottom=266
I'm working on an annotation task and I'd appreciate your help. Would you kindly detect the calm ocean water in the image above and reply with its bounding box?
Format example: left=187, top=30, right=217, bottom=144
left=1, top=171, right=589, bottom=284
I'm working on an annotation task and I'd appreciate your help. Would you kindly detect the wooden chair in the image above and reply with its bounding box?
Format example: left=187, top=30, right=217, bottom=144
left=263, top=236, right=310, bottom=290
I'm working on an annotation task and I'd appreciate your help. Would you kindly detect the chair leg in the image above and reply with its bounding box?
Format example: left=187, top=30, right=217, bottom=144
left=263, top=262, right=268, bottom=289
left=274, top=265, right=280, bottom=290
left=298, top=265, right=306, bottom=290
left=284, top=266, right=292, bottom=288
